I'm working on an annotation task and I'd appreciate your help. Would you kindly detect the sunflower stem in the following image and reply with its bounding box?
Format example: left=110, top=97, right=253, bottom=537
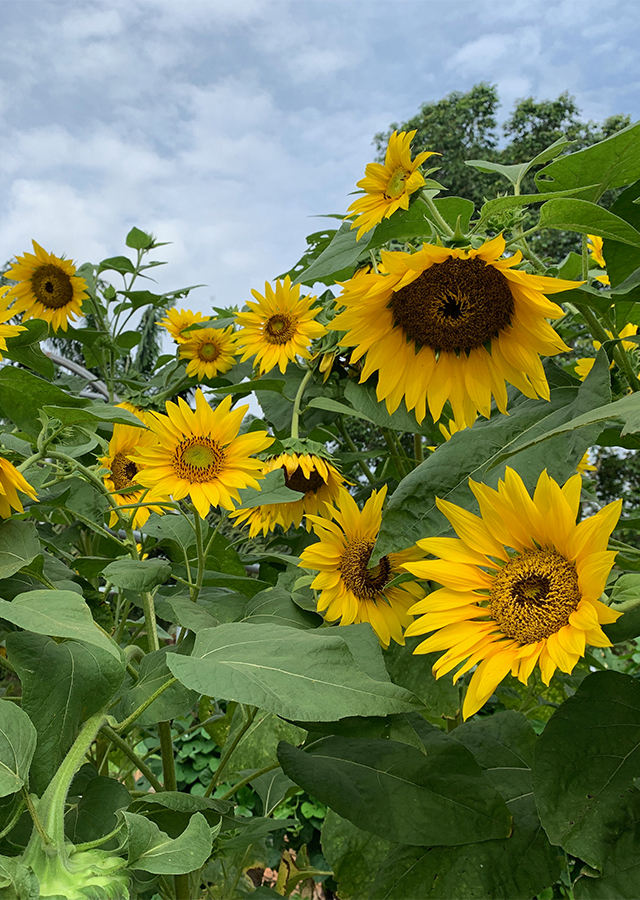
left=337, top=418, right=376, bottom=485
left=141, top=590, right=161, bottom=653
left=413, top=433, right=423, bottom=464
left=218, top=760, right=280, bottom=801
left=575, top=303, right=640, bottom=392
left=158, top=721, right=177, bottom=791
left=204, top=705, right=257, bottom=797
left=503, top=225, right=540, bottom=248
left=382, top=429, right=407, bottom=478
left=291, top=367, right=314, bottom=439
left=419, top=195, right=455, bottom=239
left=100, top=725, right=164, bottom=792
left=115, top=677, right=178, bottom=733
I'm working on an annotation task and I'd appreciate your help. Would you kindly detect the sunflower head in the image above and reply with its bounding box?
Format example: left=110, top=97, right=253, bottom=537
left=160, top=308, right=209, bottom=343
left=401, top=467, right=622, bottom=719
left=4, top=241, right=87, bottom=332
left=179, top=325, right=237, bottom=380
left=298, top=486, right=426, bottom=648
left=234, top=276, right=327, bottom=375
left=347, top=130, right=437, bottom=241
left=331, top=235, right=578, bottom=427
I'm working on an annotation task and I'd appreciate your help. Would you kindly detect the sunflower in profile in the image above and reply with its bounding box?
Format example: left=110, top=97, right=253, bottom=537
left=160, top=308, right=209, bottom=343
left=4, top=241, right=87, bottom=332
left=230, top=449, right=345, bottom=536
left=0, top=287, right=26, bottom=354
left=401, top=467, right=622, bottom=719
left=0, top=458, right=37, bottom=518
left=235, top=276, right=327, bottom=375
left=330, top=235, right=578, bottom=428
left=131, top=389, right=273, bottom=519
left=347, top=130, right=437, bottom=241
left=98, top=403, right=168, bottom=529
left=299, top=487, right=426, bottom=648
left=179, top=326, right=237, bottom=380
left=574, top=322, right=637, bottom=380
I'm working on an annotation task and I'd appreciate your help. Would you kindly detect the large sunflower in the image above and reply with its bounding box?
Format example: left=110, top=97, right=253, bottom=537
left=330, top=235, right=578, bottom=427
left=347, top=130, right=437, bottom=241
left=401, top=467, right=622, bottom=719
left=299, top=486, right=426, bottom=647
left=98, top=403, right=168, bottom=529
left=234, top=276, right=326, bottom=375
left=179, top=326, right=237, bottom=380
left=160, top=308, right=209, bottom=343
left=4, top=241, right=87, bottom=332
left=131, top=389, right=273, bottom=519
left=230, top=450, right=345, bottom=536
left=0, top=458, right=37, bottom=518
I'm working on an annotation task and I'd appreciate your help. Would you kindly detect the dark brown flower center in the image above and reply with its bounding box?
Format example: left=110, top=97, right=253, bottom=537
left=282, top=464, right=325, bottom=494
left=265, top=314, right=296, bottom=345
left=390, top=256, right=515, bottom=353
left=31, top=264, right=74, bottom=309
left=340, top=539, right=392, bottom=600
left=489, top=549, right=581, bottom=643
left=111, top=452, right=140, bottom=494
left=173, top=436, right=226, bottom=482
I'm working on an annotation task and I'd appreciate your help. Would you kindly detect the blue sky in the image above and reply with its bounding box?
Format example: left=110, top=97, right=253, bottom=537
left=1, top=0, right=639, bottom=312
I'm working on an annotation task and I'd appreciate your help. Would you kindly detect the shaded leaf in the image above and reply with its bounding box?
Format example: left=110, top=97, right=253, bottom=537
left=0, top=701, right=37, bottom=798
left=102, top=558, right=172, bottom=592
left=0, top=521, right=40, bottom=580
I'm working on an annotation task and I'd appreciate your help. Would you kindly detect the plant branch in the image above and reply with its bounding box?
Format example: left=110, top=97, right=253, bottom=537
left=100, top=724, right=163, bottom=792
left=204, top=706, right=257, bottom=797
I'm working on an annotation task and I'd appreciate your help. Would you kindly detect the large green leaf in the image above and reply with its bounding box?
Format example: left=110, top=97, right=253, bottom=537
left=123, top=810, right=213, bottom=874
left=532, top=670, right=640, bottom=870
left=0, top=367, right=87, bottom=434
left=574, top=812, right=640, bottom=898
left=242, top=587, right=322, bottom=630
left=222, top=707, right=305, bottom=777
left=0, top=521, right=40, bottom=579
left=0, top=590, right=120, bottom=658
left=278, top=732, right=511, bottom=846
left=6, top=633, right=125, bottom=794
left=373, top=359, right=611, bottom=561
left=603, top=180, right=640, bottom=308
left=383, top=636, right=460, bottom=721
left=102, top=558, right=172, bottom=592
left=321, top=809, right=390, bottom=900
left=65, top=772, right=131, bottom=845
left=142, top=513, right=196, bottom=551
left=41, top=403, right=146, bottom=428
left=477, top=184, right=598, bottom=224
left=0, top=700, right=37, bottom=798
left=166, top=623, right=421, bottom=721
left=294, top=221, right=372, bottom=286
left=538, top=199, right=640, bottom=246
left=117, top=647, right=198, bottom=728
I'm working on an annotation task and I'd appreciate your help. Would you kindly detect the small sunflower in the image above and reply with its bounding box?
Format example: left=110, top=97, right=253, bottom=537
left=234, top=276, right=327, bottom=375
left=0, top=458, right=37, bottom=518
left=299, top=486, right=426, bottom=648
left=402, top=467, right=622, bottom=719
left=576, top=451, right=596, bottom=476
left=347, top=130, right=437, bottom=241
left=98, top=403, right=168, bottom=529
left=131, top=389, right=273, bottom=519
left=574, top=322, right=637, bottom=381
left=179, top=326, right=237, bottom=380
left=0, top=287, right=27, bottom=354
left=4, top=241, right=87, bottom=332
left=330, top=235, right=578, bottom=427
left=230, top=450, right=345, bottom=536
left=160, top=308, right=209, bottom=343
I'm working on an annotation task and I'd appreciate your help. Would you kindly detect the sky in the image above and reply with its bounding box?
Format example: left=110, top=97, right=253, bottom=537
left=0, top=0, right=639, bottom=314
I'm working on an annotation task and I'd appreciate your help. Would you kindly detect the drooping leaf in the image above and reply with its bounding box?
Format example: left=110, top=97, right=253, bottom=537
left=242, top=587, right=322, bottom=630
left=102, top=558, right=172, bottom=592
left=222, top=707, right=305, bottom=778
left=41, top=403, right=146, bottom=428
left=0, top=700, right=37, bottom=797
left=0, top=521, right=40, bottom=579
left=122, top=810, right=213, bottom=874
left=142, top=513, right=196, bottom=551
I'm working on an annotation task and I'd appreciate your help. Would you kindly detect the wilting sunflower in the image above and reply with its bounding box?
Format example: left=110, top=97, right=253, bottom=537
left=575, top=322, right=637, bottom=380
left=230, top=450, right=345, bottom=536
left=160, top=308, right=209, bottom=343
left=0, top=458, right=37, bottom=519
left=347, top=130, right=437, bottom=241
left=4, top=241, right=87, bottom=332
left=179, top=326, right=237, bottom=380
left=0, top=287, right=26, bottom=354
left=402, top=467, right=622, bottom=719
left=299, top=486, right=426, bottom=647
left=131, top=389, right=273, bottom=519
left=330, top=235, right=578, bottom=428
left=99, top=403, right=169, bottom=529
left=235, top=276, right=327, bottom=375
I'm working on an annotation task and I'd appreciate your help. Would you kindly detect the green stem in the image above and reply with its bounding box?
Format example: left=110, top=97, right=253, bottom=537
left=100, top=725, right=163, bottom=792
left=575, top=303, right=640, bottom=392
left=291, top=367, right=314, bottom=439
left=115, top=677, right=178, bottom=733
left=413, top=433, right=423, bottom=464
left=337, top=417, right=376, bottom=485
left=382, top=428, right=407, bottom=478
left=581, top=233, right=590, bottom=282
left=218, top=761, right=280, bottom=801
left=0, top=798, right=26, bottom=840
left=74, top=822, right=124, bottom=853
left=204, top=706, right=257, bottom=797
left=22, top=789, right=51, bottom=848
left=141, top=591, right=160, bottom=653
left=419, top=194, right=455, bottom=238
left=504, top=224, right=540, bottom=248
left=158, top=722, right=177, bottom=791
left=0, top=653, right=16, bottom=675
left=174, top=874, right=192, bottom=900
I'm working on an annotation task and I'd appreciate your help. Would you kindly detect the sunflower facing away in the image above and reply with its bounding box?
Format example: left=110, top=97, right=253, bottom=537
left=234, top=276, right=327, bottom=375
left=160, top=308, right=209, bottom=343
left=574, top=322, right=637, bottom=380
left=330, top=235, right=578, bottom=428
left=0, top=458, right=37, bottom=519
left=179, top=325, right=237, bottom=380
left=230, top=451, right=346, bottom=536
left=99, top=403, right=169, bottom=529
left=299, top=486, right=426, bottom=648
left=401, top=467, right=622, bottom=719
left=347, top=130, right=437, bottom=241
left=4, top=241, right=87, bottom=331
left=131, top=389, right=273, bottom=518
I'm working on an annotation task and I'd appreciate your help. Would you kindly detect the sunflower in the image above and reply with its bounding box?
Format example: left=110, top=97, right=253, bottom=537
left=3, top=241, right=87, bottom=332
left=347, top=130, right=437, bottom=241
left=179, top=326, right=237, bottom=380
left=131, top=389, right=273, bottom=519
left=0, top=287, right=27, bottom=354
left=576, top=451, right=596, bottom=476
left=574, top=322, right=637, bottom=381
left=401, top=467, right=622, bottom=719
left=98, top=403, right=168, bottom=529
left=330, top=235, right=578, bottom=428
left=299, top=486, right=426, bottom=647
left=0, top=458, right=37, bottom=518
left=160, top=308, right=209, bottom=343
left=230, top=450, right=345, bottom=536
left=234, top=277, right=326, bottom=375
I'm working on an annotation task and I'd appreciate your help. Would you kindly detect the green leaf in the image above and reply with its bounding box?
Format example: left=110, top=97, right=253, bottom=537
left=573, top=815, right=640, bottom=898
left=142, top=513, right=196, bottom=551
left=102, top=558, right=172, bottom=592
left=123, top=810, right=213, bottom=874
left=306, top=396, right=374, bottom=424
left=0, top=700, right=37, bottom=797
left=242, top=587, right=322, bottom=630
left=129, top=792, right=228, bottom=838
left=0, top=368, right=87, bottom=434
left=603, top=574, right=640, bottom=642
left=532, top=670, right=640, bottom=870
left=222, top=708, right=306, bottom=778
left=0, top=590, right=120, bottom=659
left=166, top=623, right=421, bottom=721
left=0, top=521, right=40, bottom=579
left=126, top=227, right=154, bottom=249
left=235, top=469, right=303, bottom=509
left=4, top=343, right=54, bottom=379
left=6, top=633, right=125, bottom=794
left=538, top=199, right=640, bottom=247
left=383, top=636, right=460, bottom=720
left=478, top=185, right=598, bottom=224
left=294, top=221, right=371, bottom=286
left=603, top=179, right=640, bottom=305
left=65, top=773, right=131, bottom=845
left=0, top=855, right=39, bottom=898
left=42, top=403, right=146, bottom=428
left=432, top=197, right=474, bottom=233
left=465, top=158, right=529, bottom=185
left=154, top=595, right=219, bottom=633
left=4, top=319, right=48, bottom=347
left=536, top=120, right=640, bottom=201
left=278, top=732, right=512, bottom=846
left=117, top=647, right=198, bottom=727
left=321, top=809, right=390, bottom=900
left=343, top=380, right=430, bottom=435
left=99, top=255, right=136, bottom=274
left=250, top=767, right=298, bottom=817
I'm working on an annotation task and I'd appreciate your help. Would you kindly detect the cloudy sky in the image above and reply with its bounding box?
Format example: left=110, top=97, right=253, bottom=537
left=1, top=0, right=639, bottom=313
